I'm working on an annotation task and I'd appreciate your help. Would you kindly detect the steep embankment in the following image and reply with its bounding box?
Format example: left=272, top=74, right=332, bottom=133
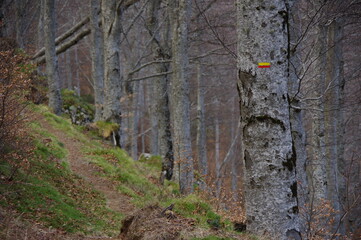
left=0, top=105, right=250, bottom=240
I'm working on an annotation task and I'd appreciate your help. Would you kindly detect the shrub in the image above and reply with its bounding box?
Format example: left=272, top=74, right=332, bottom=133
left=0, top=39, right=34, bottom=179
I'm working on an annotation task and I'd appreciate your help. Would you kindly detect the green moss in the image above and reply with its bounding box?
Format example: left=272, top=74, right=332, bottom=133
left=139, top=155, right=162, bottom=170
left=163, top=194, right=221, bottom=227
left=87, top=147, right=159, bottom=207
left=61, top=89, right=94, bottom=114
left=94, top=121, right=120, bottom=138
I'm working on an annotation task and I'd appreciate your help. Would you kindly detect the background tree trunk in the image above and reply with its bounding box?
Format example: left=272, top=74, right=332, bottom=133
left=91, top=0, right=104, bottom=121
left=196, top=50, right=207, bottom=184
left=169, top=0, right=193, bottom=194
left=15, top=0, right=25, bottom=48
left=44, top=0, right=62, bottom=114
left=101, top=0, right=122, bottom=145
left=65, top=50, right=72, bottom=89
left=146, top=0, right=174, bottom=180
left=237, top=0, right=301, bottom=239
left=288, top=1, right=309, bottom=233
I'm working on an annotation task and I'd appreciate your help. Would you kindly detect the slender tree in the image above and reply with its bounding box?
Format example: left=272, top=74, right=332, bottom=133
left=196, top=46, right=207, bottom=183
left=44, top=0, right=62, bottom=114
left=90, top=0, right=104, bottom=121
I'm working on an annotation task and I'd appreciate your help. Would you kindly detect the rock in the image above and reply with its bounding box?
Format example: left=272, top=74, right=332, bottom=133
left=138, top=153, right=152, bottom=161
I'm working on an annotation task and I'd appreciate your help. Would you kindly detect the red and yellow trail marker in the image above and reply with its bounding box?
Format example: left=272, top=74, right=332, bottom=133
left=258, top=62, right=271, bottom=68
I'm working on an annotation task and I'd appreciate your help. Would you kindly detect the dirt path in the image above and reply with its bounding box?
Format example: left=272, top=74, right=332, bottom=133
left=39, top=118, right=134, bottom=216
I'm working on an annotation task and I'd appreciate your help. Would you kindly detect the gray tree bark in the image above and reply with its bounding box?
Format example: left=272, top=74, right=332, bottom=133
left=91, top=0, right=104, bottom=121
left=231, top=97, right=239, bottom=200
left=237, top=0, right=301, bottom=239
left=74, top=48, right=80, bottom=96
left=131, top=81, right=140, bottom=160
left=196, top=52, right=207, bottom=182
left=147, top=0, right=174, bottom=181
left=15, top=0, right=25, bottom=48
left=215, top=99, right=221, bottom=198
left=288, top=1, right=309, bottom=233
left=169, top=0, right=194, bottom=194
left=323, top=18, right=346, bottom=234
left=101, top=0, right=122, bottom=144
left=44, top=0, right=62, bottom=114
left=37, top=0, right=44, bottom=51
left=65, top=50, right=72, bottom=89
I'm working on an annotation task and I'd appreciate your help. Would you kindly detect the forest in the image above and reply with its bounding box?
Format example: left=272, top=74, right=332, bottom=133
left=0, top=0, right=361, bottom=239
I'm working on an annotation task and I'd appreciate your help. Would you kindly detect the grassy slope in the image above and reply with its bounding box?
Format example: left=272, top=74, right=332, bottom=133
left=0, top=105, right=251, bottom=239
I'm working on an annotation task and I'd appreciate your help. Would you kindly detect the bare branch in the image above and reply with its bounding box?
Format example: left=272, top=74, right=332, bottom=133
left=32, top=16, right=90, bottom=59
left=126, top=71, right=173, bottom=82
left=34, top=28, right=91, bottom=65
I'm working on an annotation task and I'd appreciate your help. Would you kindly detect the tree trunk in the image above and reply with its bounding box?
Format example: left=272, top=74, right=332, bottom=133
left=288, top=1, right=309, bottom=233
left=149, top=83, right=159, bottom=155
left=169, top=0, right=193, bottom=194
left=15, top=0, right=25, bottom=48
left=101, top=0, right=122, bottom=145
left=44, top=0, right=62, bottom=114
left=91, top=0, right=104, bottom=121
left=131, top=81, right=140, bottom=160
left=323, top=18, right=346, bottom=234
left=231, top=97, right=239, bottom=200
left=215, top=99, right=221, bottom=198
left=236, top=0, right=300, bottom=239
left=196, top=41, right=207, bottom=185
left=147, top=0, right=174, bottom=180
left=65, top=50, right=72, bottom=89
left=74, top=48, right=80, bottom=96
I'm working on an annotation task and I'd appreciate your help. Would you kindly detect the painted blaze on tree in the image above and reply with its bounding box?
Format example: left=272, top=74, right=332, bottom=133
left=237, top=0, right=301, bottom=239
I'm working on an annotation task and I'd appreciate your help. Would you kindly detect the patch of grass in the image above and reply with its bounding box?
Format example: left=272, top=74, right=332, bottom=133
left=138, top=154, right=162, bottom=170
left=86, top=147, right=160, bottom=208
left=94, top=121, right=119, bottom=138
left=163, top=194, right=223, bottom=228
left=0, top=116, right=123, bottom=236
left=32, top=105, right=97, bottom=145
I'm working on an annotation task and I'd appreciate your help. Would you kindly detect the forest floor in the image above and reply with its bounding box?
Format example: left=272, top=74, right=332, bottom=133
left=0, top=105, right=250, bottom=240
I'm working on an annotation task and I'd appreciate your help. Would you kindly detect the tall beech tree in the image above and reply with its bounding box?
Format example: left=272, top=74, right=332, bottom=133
left=100, top=0, right=122, bottom=143
left=169, top=0, right=194, bottom=194
left=147, top=0, right=174, bottom=181
left=90, top=0, right=104, bottom=121
left=236, top=0, right=301, bottom=239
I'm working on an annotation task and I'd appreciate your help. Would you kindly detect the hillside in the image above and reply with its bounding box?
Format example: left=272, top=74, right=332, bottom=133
left=0, top=104, right=251, bottom=240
